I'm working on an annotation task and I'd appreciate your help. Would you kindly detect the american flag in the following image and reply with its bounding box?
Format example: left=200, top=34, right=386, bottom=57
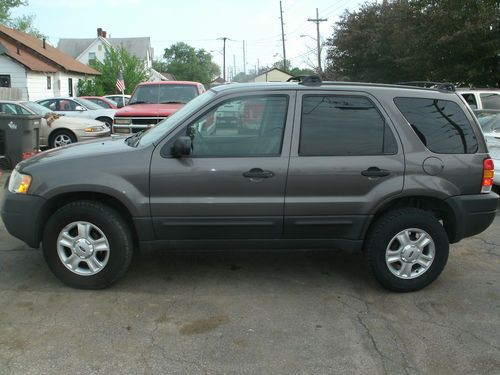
left=116, top=71, right=125, bottom=92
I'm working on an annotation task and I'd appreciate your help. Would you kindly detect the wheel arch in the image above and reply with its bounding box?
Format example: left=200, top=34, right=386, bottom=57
left=95, top=116, right=113, bottom=126
left=368, top=195, right=458, bottom=243
left=48, top=128, right=77, bottom=146
left=38, top=192, right=139, bottom=249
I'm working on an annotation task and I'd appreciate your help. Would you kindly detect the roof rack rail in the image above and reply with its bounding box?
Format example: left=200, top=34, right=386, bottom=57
left=396, top=81, right=456, bottom=92
left=287, top=75, right=322, bottom=86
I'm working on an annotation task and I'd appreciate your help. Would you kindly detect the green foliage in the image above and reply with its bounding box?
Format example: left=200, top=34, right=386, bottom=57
left=0, top=0, right=45, bottom=38
left=325, top=0, right=500, bottom=86
left=162, top=42, right=220, bottom=85
left=289, top=67, right=316, bottom=77
left=77, top=79, right=104, bottom=96
left=232, top=72, right=252, bottom=82
left=88, top=45, right=149, bottom=95
left=152, top=59, right=169, bottom=73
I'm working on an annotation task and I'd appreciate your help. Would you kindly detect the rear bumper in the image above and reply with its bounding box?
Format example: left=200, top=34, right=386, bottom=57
left=1, top=186, right=46, bottom=248
left=445, top=192, right=499, bottom=243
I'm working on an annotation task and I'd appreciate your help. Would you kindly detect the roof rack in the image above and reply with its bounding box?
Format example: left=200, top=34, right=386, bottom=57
left=396, top=81, right=456, bottom=92
left=287, top=75, right=322, bottom=86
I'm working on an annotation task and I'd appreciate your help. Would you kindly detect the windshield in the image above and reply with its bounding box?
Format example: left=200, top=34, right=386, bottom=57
left=75, top=97, right=104, bottom=110
left=476, top=112, right=500, bottom=133
left=138, top=90, right=216, bottom=146
left=129, top=84, right=198, bottom=105
left=21, top=101, right=52, bottom=116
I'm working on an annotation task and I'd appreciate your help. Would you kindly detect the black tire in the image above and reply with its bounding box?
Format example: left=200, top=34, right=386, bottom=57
left=49, top=129, right=77, bottom=148
left=96, top=117, right=112, bottom=128
left=364, top=208, right=449, bottom=292
left=42, top=201, right=133, bottom=289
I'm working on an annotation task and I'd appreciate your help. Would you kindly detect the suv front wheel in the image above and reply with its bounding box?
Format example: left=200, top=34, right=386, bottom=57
left=364, top=208, right=449, bottom=292
left=42, top=201, right=133, bottom=289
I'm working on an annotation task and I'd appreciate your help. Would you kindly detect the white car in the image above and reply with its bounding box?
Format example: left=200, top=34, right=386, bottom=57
left=457, top=89, right=500, bottom=110
left=475, top=110, right=500, bottom=185
left=36, top=97, right=116, bottom=128
left=104, top=94, right=130, bottom=108
left=0, top=100, right=110, bottom=148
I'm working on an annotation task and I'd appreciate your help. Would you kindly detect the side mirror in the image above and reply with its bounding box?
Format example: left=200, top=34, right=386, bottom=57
left=172, top=136, right=192, bottom=157
left=75, top=105, right=86, bottom=111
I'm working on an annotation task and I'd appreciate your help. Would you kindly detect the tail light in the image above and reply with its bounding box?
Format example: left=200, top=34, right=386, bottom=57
left=22, top=150, right=38, bottom=160
left=481, top=158, right=494, bottom=193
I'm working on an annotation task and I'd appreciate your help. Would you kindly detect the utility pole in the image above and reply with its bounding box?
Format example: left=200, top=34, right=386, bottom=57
left=233, top=54, right=236, bottom=78
left=243, top=40, right=246, bottom=75
left=217, top=37, right=228, bottom=81
left=279, top=1, right=287, bottom=71
left=307, top=8, right=327, bottom=74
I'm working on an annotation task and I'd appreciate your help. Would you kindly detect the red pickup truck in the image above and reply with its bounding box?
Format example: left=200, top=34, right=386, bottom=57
left=113, top=81, right=205, bottom=133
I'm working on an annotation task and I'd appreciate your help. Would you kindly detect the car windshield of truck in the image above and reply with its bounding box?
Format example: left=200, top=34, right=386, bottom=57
left=128, top=84, right=198, bottom=105
left=134, top=90, right=216, bottom=146
left=21, top=101, right=51, bottom=116
left=74, top=98, right=103, bottom=110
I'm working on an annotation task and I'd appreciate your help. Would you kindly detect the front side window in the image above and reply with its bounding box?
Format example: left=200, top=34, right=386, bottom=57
left=181, top=95, right=288, bottom=157
left=394, top=97, right=478, bottom=154
left=461, top=93, right=477, bottom=109
left=299, top=95, right=397, bottom=156
left=480, top=93, right=500, bottom=110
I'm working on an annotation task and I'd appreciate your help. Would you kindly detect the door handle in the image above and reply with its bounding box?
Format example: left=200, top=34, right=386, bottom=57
left=243, top=168, right=274, bottom=179
left=361, top=167, right=390, bottom=177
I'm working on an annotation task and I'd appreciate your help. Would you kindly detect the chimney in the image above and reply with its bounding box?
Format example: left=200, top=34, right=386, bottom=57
left=102, top=31, right=107, bottom=38
left=97, top=28, right=102, bottom=37
left=42, top=38, right=46, bottom=49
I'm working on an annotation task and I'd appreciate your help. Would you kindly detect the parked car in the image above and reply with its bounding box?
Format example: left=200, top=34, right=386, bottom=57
left=475, top=109, right=500, bottom=185
left=104, top=94, right=130, bottom=108
left=2, top=77, right=497, bottom=291
left=113, top=81, right=205, bottom=133
left=0, top=100, right=109, bottom=148
left=79, top=96, right=118, bottom=109
left=36, top=97, right=116, bottom=128
left=457, top=89, right=500, bottom=110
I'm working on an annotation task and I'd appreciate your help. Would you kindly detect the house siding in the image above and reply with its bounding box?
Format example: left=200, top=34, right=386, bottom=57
left=26, top=71, right=56, bottom=100
left=76, top=39, right=108, bottom=65
left=0, top=55, right=28, bottom=99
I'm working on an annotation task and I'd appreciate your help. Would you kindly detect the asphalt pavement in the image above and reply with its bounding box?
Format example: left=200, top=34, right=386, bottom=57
left=0, top=172, right=499, bottom=375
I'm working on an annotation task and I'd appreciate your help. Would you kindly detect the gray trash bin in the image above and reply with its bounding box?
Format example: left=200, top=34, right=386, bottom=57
left=0, top=114, right=41, bottom=170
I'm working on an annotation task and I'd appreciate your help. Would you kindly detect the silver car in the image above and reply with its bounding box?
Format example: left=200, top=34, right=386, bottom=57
left=36, top=97, right=116, bottom=128
left=475, top=110, right=500, bottom=185
left=0, top=101, right=110, bottom=148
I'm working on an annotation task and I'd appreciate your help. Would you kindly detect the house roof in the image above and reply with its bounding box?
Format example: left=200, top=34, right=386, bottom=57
left=160, top=72, right=176, bottom=81
left=0, top=24, right=99, bottom=75
left=255, top=68, right=292, bottom=78
left=58, top=37, right=151, bottom=61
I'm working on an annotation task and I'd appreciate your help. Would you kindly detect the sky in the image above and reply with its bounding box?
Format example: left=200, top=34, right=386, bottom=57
left=11, top=0, right=367, bottom=76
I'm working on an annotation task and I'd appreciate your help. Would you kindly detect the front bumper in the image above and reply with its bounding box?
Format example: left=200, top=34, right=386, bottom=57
left=445, top=192, right=499, bottom=243
left=1, top=182, right=46, bottom=248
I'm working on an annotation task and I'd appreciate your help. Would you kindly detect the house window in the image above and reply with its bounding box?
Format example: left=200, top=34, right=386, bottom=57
left=89, top=52, right=96, bottom=62
left=0, top=75, right=11, bottom=88
left=47, top=76, right=51, bottom=90
left=68, top=78, right=73, bottom=97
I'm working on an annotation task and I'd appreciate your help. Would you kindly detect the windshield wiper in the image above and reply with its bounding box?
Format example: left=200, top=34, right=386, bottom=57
left=128, top=101, right=149, bottom=105
left=161, top=101, right=185, bottom=104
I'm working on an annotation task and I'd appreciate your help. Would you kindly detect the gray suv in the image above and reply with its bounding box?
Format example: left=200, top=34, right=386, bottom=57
left=2, top=77, right=498, bottom=292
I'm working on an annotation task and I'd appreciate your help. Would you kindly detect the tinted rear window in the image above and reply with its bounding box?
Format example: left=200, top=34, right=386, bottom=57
left=300, top=95, right=397, bottom=156
left=394, top=97, right=478, bottom=154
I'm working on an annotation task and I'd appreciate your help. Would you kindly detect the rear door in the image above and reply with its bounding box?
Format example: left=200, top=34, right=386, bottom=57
left=284, top=91, right=404, bottom=240
left=149, top=91, right=295, bottom=240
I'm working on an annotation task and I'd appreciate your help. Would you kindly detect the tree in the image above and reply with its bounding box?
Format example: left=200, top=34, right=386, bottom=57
left=162, top=42, right=220, bottom=85
left=0, top=0, right=44, bottom=38
left=82, top=45, right=149, bottom=95
left=325, top=0, right=500, bottom=86
left=152, top=59, right=169, bottom=73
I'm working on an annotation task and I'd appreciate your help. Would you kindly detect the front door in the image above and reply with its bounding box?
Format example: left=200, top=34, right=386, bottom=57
left=149, top=92, right=295, bottom=240
left=284, top=91, right=405, bottom=240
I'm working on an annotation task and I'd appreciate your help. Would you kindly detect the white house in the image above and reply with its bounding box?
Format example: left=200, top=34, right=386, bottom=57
left=0, top=24, right=100, bottom=101
left=250, top=68, right=292, bottom=82
left=58, top=28, right=166, bottom=81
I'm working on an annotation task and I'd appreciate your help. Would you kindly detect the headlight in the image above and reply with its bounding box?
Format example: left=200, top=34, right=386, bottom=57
left=84, top=126, right=106, bottom=132
left=114, top=118, right=131, bottom=125
left=8, top=169, right=32, bottom=194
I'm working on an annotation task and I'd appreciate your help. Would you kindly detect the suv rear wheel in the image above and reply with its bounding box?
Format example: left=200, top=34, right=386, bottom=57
left=42, top=201, right=133, bottom=289
left=364, top=208, right=449, bottom=292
